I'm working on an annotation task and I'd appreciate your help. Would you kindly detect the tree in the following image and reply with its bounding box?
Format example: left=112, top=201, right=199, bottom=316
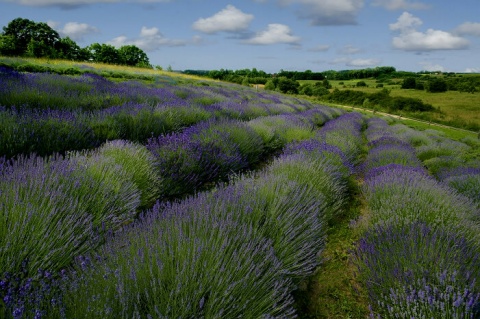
left=2, top=18, right=60, bottom=57
left=26, top=38, right=57, bottom=58
left=356, top=81, right=367, bottom=87
left=264, top=79, right=276, bottom=91
left=88, top=43, right=121, bottom=64
left=2, top=17, right=37, bottom=55
left=321, top=78, right=332, bottom=89
left=401, top=77, right=417, bottom=89
left=118, top=45, right=150, bottom=67
left=56, top=37, right=90, bottom=61
left=426, top=78, right=447, bottom=93
left=0, top=35, right=18, bottom=56
left=277, top=77, right=300, bottom=94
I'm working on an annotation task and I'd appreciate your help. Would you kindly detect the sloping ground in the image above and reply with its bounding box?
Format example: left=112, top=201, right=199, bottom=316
left=1, top=63, right=479, bottom=318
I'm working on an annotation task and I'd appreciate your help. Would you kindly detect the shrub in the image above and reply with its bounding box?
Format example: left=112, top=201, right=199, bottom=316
left=356, top=81, right=367, bottom=87
left=356, top=222, right=480, bottom=318
left=96, top=140, right=161, bottom=209
left=63, top=191, right=296, bottom=318
left=362, top=165, right=478, bottom=230
left=426, top=78, right=448, bottom=93
left=0, top=155, right=95, bottom=276
left=401, top=77, right=417, bottom=89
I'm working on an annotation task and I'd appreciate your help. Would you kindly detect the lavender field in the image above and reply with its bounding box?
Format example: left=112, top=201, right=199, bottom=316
left=0, top=65, right=479, bottom=318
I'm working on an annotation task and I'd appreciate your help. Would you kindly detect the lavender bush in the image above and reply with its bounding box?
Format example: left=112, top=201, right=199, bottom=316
left=0, top=155, right=96, bottom=276
left=267, top=153, right=349, bottom=223
left=63, top=191, right=296, bottom=319
left=96, top=140, right=161, bottom=209
left=356, top=222, right=480, bottom=319
left=316, top=112, right=365, bottom=164
left=362, top=165, right=478, bottom=230
left=360, top=143, right=423, bottom=174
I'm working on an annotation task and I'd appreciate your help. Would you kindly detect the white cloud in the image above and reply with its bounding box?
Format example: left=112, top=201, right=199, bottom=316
left=454, top=22, right=480, bottom=37
left=390, top=12, right=469, bottom=51
left=244, top=24, right=300, bottom=45
left=329, top=57, right=350, bottom=65
left=338, top=45, right=361, bottom=54
left=308, top=44, right=330, bottom=52
left=347, top=58, right=381, bottom=67
left=192, top=5, right=253, bottom=34
left=329, top=57, right=380, bottom=67
left=108, top=26, right=186, bottom=51
left=371, top=0, right=429, bottom=10
left=465, top=68, right=480, bottom=73
left=279, top=0, right=364, bottom=25
left=419, top=61, right=446, bottom=72
left=57, top=22, right=99, bottom=41
left=389, top=11, right=422, bottom=31
left=1, top=0, right=171, bottom=8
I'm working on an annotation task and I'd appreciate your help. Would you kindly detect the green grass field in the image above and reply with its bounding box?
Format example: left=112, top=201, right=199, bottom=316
left=300, top=78, right=480, bottom=131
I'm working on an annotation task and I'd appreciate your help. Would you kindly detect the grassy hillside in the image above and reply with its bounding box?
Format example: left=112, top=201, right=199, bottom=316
left=1, top=57, right=479, bottom=319
left=299, top=77, right=480, bottom=132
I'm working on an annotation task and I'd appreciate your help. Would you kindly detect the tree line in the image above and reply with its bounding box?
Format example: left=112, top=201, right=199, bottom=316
left=0, top=18, right=151, bottom=67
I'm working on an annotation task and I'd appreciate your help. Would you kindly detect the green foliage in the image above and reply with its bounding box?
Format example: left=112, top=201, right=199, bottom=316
left=1, top=18, right=60, bottom=57
left=1, top=18, right=151, bottom=67
left=277, top=77, right=300, bottom=94
left=97, top=140, right=161, bottom=209
left=264, top=79, right=276, bottom=90
left=426, top=78, right=448, bottom=93
left=401, top=77, right=417, bottom=89
left=356, top=81, right=367, bottom=87
left=117, top=45, right=150, bottom=67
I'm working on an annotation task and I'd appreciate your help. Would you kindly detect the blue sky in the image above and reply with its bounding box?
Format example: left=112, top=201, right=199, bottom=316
left=1, top=0, right=479, bottom=73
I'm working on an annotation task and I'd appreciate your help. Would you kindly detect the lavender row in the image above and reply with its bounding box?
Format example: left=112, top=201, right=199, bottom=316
left=390, top=123, right=480, bottom=205
left=1, top=67, right=334, bottom=158
left=0, top=111, right=360, bottom=318
left=356, top=117, right=480, bottom=318
left=0, top=108, right=339, bottom=318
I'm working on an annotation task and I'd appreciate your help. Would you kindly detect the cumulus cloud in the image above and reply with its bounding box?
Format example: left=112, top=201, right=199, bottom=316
left=338, top=45, right=362, bottom=54
left=108, top=26, right=186, bottom=51
left=279, top=0, right=364, bottom=25
left=465, top=68, right=480, bottom=73
left=244, top=24, right=300, bottom=45
left=454, top=22, right=480, bottom=37
left=347, top=58, right=381, bottom=67
left=419, top=61, right=446, bottom=72
left=390, top=12, right=469, bottom=51
left=1, top=0, right=171, bottom=8
left=371, top=0, right=429, bottom=10
left=57, top=22, right=99, bottom=41
left=308, top=44, right=330, bottom=52
left=328, top=57, right=380, bottom=67
left=192, top=5, right=253, bottom=34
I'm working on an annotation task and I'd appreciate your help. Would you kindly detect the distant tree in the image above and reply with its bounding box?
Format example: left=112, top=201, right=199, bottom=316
left=88, top=43, right=121, bottom=64
left=0, top=35, right=18, bottom=56
left=415, top=82, right=425, bottom=90
left=1, top=18, right=61, bottom=57
left=264, top=79, right=276, bottom=91
left=2, top=17, right=37, bottom=55
left=25, top=38, right=57, bottom=58
left=356, top=81, right=367, bottom=87
left=312, top=86, right=330, bottom=97
left=426, top=78, right=448, bottom=93
left=321, top=78, right=332, bottom=89
left=277, top=77, right=300, bottom=94
left=300, top=83, right=313, bottom=96
left=401, top=77, right=417, bottom=89
left=55, top=37, right=90, bottom=61
left=118, top=45, right=150, bottom=67
left=458, top=82, right=478, bottom=94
